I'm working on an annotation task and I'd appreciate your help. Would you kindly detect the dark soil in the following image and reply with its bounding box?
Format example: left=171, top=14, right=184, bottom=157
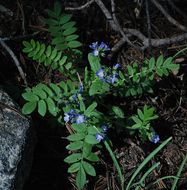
left=1, top=0, right=187, bottom=190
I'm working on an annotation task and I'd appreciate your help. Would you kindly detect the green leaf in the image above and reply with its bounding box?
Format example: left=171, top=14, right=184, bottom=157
left=67, top=133, right=85, bottom=141
left=156, top=55, right=164, bottom=67
left=49, top=83, right=61, bottom=96
left=63, top=27, right=77, bottom=36
left=85, top=102, right=97, bottom=116
left=62, top=21, right=76, bottom=30
left=163, top=57, right=173, bottom=67
left=39, top=84, right=54, bottom=96
left=89, top=80, right=103, bottom=96
left=38, top=100, right=47, bottom=116
left=79, top=100, right=86, bottom=112
left=112, top=106, right=124, bottom=118
left=50, top=48, right=58, bottom=60
left=85, top=135, right=98, bottom=145
left=132, top=116, right=142, bottom=124
left=68, top=162, right=80, bottom=173
left=66, top=141, right=83, bottom=151
left=127, top=65, right=133, bottom=76
left=59, top=56, right=68, bottom=66
left=22, top=92, right=39, bottom=102
left=156, top=68, right=163, bottom=77
left=87, top=126, right=98, bottom=135
left=149, top=57, right=155, bottom=70
left=88, top=53, right=101, bottom=73
left=54, top=1, right=61, bottom=16
left=22, top=102, right=37, bottom=115
left=64, top=153, right=82, bottom=164
left=85, top=152, right=99, bottom=162
left=67, top=41, right=82, bottom=48
left=32, top=86, right=47, bottom=99
left=76, top=166, right=86, bottom=190
left=166, top=63, right=179, bottom=70
left=60, top=14, right=72, bottom=24
left=66, top=34, right=79, bottom=41
left=137, top=109, right=144, bottom=121
left=131, top=123, right=142, bottom=129
left=46, top=97, right=57, bottom=116
left=82, top=161, right=96, bottom=176
left=65, top=62, right=72, bottom=70
left=72, top=123, right=87, bottom=132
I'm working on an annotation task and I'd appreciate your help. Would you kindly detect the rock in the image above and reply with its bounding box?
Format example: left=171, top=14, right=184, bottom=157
left=0, top=89, right=36, bottom=190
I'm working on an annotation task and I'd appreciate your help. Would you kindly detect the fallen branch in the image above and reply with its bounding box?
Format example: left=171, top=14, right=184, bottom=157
left=0, top=39, right=28, bottom=86
left=65, top=0, right=95, bottom=11
left=151, top=0, right=187, bottom=32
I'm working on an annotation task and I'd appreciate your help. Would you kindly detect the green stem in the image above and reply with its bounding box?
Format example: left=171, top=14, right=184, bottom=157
left=171, top=152, right=187, bottom=190
left=104, top=140, right=124, bottom=190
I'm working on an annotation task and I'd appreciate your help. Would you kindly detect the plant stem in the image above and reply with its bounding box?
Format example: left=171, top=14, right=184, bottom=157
left=104, top=140, right=124, bottom=190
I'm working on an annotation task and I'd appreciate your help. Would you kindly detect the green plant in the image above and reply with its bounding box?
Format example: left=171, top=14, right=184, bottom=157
left=21, top=2, right=181, bottom=189
left=129, top=105, right=159, bottom=142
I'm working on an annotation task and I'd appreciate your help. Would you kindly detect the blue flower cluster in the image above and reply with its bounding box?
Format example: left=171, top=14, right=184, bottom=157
left=96, top=124, right=108, bottom=142
left=89, top=42, right=110, bottom=57
left=64, top=109, right=86, bottom=125
left=151, top=134, right=160, bottom=144
left=96, top=63, right=120, bottom=84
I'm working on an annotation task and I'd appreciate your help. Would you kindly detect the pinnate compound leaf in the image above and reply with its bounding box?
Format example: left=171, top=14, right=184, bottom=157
left=82, top=161, right=96, bottom=176
left=22, top=102, right=37, bottom=115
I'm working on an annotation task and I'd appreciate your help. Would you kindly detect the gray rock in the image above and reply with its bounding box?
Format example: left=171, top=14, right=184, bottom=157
left=0, top=89, right=36, bottom=190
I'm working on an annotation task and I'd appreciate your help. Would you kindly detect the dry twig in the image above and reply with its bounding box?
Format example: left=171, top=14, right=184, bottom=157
left=0, top=39, right=28, bottom=86
left=151, top=0, right=187, bottom=31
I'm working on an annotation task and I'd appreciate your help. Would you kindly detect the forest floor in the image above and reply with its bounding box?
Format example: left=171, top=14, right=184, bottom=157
left=0, top=0, right=187, bottom=189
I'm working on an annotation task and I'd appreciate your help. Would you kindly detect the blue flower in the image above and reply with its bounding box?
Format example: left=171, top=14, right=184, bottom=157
left=114, top=63, right=120, bottom=70
left=107, top=72, right=118, bottom=84
left=101, top=124, right=108, bottom=132
left=96, top=69, right=105, bottom=80
left=75, top=114, right=86, bottom=124
left=89, top=42, right=110, bottom=57
left=99, top=42, right=110, bottom=51
left=89, top=42, right=98, bottom=49
left=69, top=109, right=76, bottom=116
left=93, top=49, right=99, bottom=56
left=64, top=113, right=70, bottom=123
left=96, top=133, right=105, bottom=142
left=151, top=134, right=160, bottom=144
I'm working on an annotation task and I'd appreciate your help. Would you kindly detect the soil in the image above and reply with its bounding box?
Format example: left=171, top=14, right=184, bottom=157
left=0, top=0, right=187, bottom=190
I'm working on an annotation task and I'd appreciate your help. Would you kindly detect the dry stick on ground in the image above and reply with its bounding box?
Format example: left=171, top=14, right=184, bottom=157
left=166, top=0, right=187, bottom=20
left=65, top=0, right=187, bottom=52
left=145, top=0, right=152, bottom=53
left=151, top=0, right=187, bottom=32
left=0, top=39, right=28, bottom=86
left=65, top=0, right=95, bottom=11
